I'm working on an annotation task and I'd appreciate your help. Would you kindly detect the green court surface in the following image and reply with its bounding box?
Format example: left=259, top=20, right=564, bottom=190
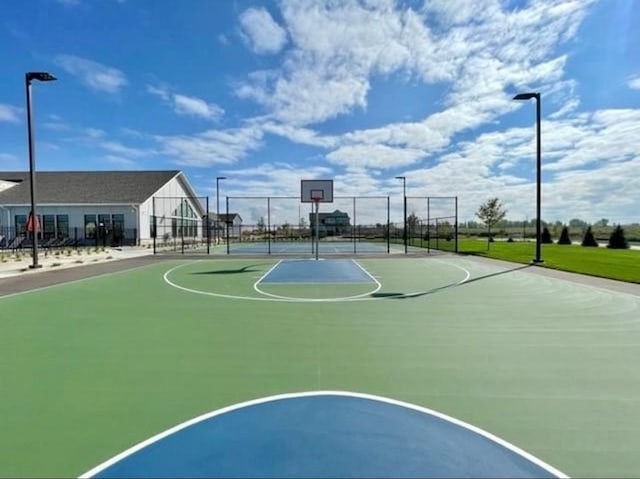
left=1, top=256, right=640, bottom=477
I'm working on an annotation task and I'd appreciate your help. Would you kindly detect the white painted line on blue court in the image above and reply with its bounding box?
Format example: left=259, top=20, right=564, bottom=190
left=254, top=259, right=283, bottom=285
left=163, top=259, right=474, bottom=303
left=252, top=259, right=382, bottom=302
left=352, top=258, right=381, bottom=283
left=79, top=390, right=568, bottom=479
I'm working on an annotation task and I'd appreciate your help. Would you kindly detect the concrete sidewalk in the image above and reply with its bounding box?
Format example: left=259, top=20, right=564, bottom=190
left=0, top=246, right=154, bottom=279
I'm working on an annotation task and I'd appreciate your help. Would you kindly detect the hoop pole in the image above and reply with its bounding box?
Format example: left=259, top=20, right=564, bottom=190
left=315, top=200, right=319, bottom=260
left=267, top=197, right=271, bottom=256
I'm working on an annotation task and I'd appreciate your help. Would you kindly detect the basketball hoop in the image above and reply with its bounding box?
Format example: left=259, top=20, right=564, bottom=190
left=301, top=179, right=334, bottom=261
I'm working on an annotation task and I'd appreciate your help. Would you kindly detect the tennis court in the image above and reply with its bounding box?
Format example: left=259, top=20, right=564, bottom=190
left=1, top=253, right=639, bottom=477
left=226, top=239, right=394, bottom=255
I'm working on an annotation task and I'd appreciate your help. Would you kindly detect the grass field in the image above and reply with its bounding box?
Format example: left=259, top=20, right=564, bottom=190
left=405, top=238, right=639, bottom=283
left=455, top=240, right=640, bottom=283
left=1, top=256, right=640, bottom=477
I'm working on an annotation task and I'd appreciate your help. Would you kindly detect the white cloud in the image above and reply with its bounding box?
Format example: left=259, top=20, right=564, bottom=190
left=327, top=143, right=425, bottom=169
left=0, top=104, right=22, bottom=123
left=43, top=119, right=71, bottom=132
left=233, top=0, right=592, bottom=133
left=156, top=126, right=264, bottom=166
left=99, top=140, right=153, bottom=158
left=84, top=127, right=106, bottom=138
left=628, top=76, right=640, bottom=90
left=55, top=54, right=127, bottom=94
left=147, top=85, right=224, bottom=121
left=147, top=84, right=170, bottom=101
left=239, top=7, right=288, bottom=54
left=260, top=121, right=338, bottom=148
left=173, top=94, right=224, bottom=120
left=548, top=97, right=580, bottom=119
left=215, top=162, right=333, bottom=223
left=397, top=105, right=640, bottom=223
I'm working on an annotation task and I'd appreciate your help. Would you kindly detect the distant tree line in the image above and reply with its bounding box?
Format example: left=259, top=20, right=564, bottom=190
left=471, top=199, right=633, bottom=249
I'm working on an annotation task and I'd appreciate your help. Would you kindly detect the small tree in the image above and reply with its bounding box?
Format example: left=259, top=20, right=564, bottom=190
left=607, top=225, right=629, bottom=249
left=475, top=197, right=507, bottom=250
left=407, top=212, right=419, bottom=242
left=557, top=225, right=572, bottom=245
left=541, top=227, right=553, bottom=244
left=581, top=225, right=598, bottom=247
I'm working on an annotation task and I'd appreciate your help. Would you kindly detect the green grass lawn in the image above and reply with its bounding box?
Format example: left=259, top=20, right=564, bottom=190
left=455, top=239, right=640, bottom=283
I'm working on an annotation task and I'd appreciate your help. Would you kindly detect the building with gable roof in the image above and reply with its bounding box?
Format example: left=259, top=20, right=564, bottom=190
left=0, top=170, right=205, bottom=248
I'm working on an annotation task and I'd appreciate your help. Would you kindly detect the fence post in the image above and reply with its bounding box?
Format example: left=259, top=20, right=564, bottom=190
left=387, top=196, right=390, bottom=253
left=226, top=196, right=230, bottom=255
left=153, top=196, right=156, bottom=255
left=455, top=196, right=459, bottom=253
left=353, top=196, right=357, bottom=254
left=206, top=196, right=210, bottom=255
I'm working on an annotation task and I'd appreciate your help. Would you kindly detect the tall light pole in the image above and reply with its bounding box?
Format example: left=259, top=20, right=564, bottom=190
left=216, top=176, right=226, bottom=244
left=25, top=71, right=57, bottom=269
left=395, top=176, right=407, bottom=253
left=513, top=92, right=542, bottom=264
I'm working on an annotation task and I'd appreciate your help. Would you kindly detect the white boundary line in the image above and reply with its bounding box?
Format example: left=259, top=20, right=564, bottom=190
left=162, top=258, right=472, bottom=303
left=163, top=262, right=294, bottom=302
left=253, top=259, right=382, bottom=302
left=79, top=390, right=568, bottom=479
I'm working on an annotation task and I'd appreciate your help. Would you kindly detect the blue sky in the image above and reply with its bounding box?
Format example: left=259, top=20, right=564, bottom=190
left=1, top=0, right=639, bottom=224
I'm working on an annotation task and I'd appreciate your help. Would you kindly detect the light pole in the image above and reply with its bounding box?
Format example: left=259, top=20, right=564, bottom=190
left=513, top=92, right=542, bottom=263
left=216, top=176, right=226, bottom=244
left=395, top=176, right=407, bottom=253
left=25, top=71, right=57, bottom=269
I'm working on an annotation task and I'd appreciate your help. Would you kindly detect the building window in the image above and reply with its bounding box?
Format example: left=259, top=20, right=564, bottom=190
left=98, top=214, right=111, bottom=240
left=56, top=215, right=69, bottom=238
left=15, top=215, right=26, bottom=236
left=85, top=214, right=96, bottom=239
left=112, top=214, right=124, bottom=241
left=43, top=215, right=55, bottom=240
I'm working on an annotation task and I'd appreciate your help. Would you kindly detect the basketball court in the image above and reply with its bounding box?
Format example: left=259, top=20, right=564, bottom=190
left=1, top=180, right=639, bottom=478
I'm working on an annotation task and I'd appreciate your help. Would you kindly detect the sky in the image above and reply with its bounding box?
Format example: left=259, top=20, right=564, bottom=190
left=1, top=0, right=639, bottom=225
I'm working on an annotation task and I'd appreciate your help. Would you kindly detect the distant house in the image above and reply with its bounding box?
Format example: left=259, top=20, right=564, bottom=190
left=204, top=212, right=243, bottom=241
left=0, top=170, right=204, bottom=248
left=309, top=209, right=351, bottom=236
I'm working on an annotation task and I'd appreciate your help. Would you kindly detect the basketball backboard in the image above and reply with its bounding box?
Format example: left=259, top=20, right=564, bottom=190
left=301, top=179, right=334, bottom=203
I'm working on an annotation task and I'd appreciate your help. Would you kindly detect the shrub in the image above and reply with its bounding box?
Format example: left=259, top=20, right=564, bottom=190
left=607, top=225, right=629, bottom=249
left=541, top=227, right=553, bottom=244
left=557, top=226, right=572, bottom=245
left=581, top=226, right=598, bottom=247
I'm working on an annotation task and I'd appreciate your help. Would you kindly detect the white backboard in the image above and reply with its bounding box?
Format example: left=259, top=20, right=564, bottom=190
left=301, top=179, right=334, bottom=203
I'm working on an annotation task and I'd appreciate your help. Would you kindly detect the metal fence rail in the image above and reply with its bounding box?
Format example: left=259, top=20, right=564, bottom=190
left=0, top=226, right=139, bottom=251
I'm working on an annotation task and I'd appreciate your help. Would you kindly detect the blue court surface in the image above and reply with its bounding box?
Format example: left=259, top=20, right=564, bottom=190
left=82, top=392, right=565, bottom=479
left=260, top=259, right=375, bottom=283
left=227, top=240, right=391, bottom=254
